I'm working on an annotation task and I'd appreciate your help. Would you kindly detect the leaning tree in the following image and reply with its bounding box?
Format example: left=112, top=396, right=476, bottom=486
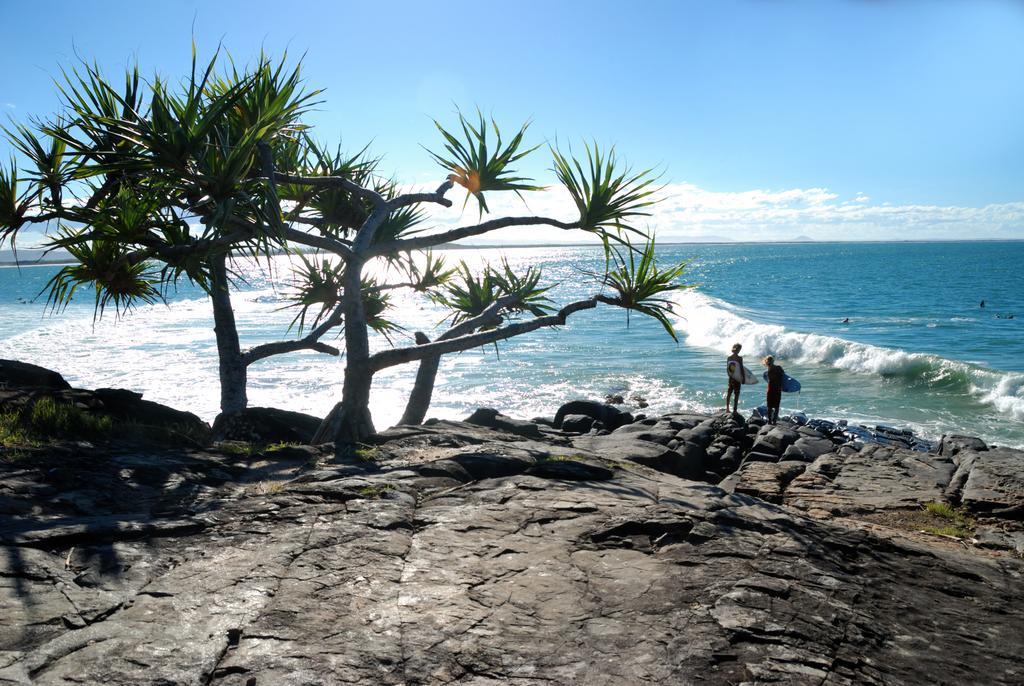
left=0, top=48, right=691, bottom=443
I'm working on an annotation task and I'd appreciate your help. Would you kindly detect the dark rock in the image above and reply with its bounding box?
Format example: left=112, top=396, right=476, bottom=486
left=660, top=413, right=709, bottom=431
left=0, top=359, right=72, bottom=390
left=464, top=407, right=545, bottom=440
left=750, top=426, right=799, bottom=456
left=796, top=425, right=826, bottom=439
left=939, top=434, right=988, bottom=457
left=572, top=434, right=703, bottom=480
left=526, top=458, right=614, bottom=481
left=610, top=423, right=677, bottom=445
left=553, top=399, right=633, bottom=431
left=675, top=422, right=716, bottom=450
left=94, top=388, right=209, bottom=439
left=211, top=406, right=323, bottom=444
left=718, top=446, right=743, bottom=473
left=676, top=441, right=709, bottom=470
left=741, top=451, right=780, bottom=465
left=560, top=414, right=595, bottom=434
left=782, top=436, right=837, bottom=463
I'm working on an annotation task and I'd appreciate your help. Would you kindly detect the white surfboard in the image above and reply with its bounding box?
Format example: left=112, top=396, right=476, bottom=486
left=729, top=362, right=759, bottom=385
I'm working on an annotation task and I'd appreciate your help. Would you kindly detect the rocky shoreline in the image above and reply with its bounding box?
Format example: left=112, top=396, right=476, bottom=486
left=2, top=359, right=1023, bottom=685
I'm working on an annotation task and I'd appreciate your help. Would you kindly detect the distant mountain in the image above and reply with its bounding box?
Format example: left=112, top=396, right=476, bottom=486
left=787, top=235, right=815, bottom=242
left=663, top=235, right=736, bottom=244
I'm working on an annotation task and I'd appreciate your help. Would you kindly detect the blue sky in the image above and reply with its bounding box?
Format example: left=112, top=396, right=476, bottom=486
left=2, top=0, right=1023, bottom=242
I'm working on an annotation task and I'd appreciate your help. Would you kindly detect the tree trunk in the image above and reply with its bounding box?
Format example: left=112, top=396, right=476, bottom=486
left=208, top=254, right=247, bottom=421
left=399, top=332, right=440, bottom=426
left=311, top=254, right=377, bottom=445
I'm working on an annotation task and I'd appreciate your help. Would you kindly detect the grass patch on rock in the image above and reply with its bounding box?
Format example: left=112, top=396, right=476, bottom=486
left=1, top=398, right=113, bottom=447
left=357, top=483, right=395, bottom=499
left=858, top=501, right=977, bottom=540
left=922, top=501, right=976, bottom=538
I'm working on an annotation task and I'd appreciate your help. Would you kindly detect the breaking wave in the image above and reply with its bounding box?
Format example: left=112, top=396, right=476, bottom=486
left=672, top=290, right=1024, bottom=421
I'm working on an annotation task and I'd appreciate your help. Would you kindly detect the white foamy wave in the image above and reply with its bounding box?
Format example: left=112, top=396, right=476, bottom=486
left=672, top=290, right=1024, bottom=421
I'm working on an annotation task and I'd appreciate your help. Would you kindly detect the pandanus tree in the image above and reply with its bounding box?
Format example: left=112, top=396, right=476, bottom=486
left=0, top=48, right=691, bottom=444
left=0, top=52, right=359, bottom=423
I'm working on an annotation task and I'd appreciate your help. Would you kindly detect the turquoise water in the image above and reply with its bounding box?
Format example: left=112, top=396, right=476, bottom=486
left=1, top=241, right=1022, bottom=447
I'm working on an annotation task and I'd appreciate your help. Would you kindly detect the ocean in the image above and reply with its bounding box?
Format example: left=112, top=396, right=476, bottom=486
left=2, top=241, right=1022, bottom=448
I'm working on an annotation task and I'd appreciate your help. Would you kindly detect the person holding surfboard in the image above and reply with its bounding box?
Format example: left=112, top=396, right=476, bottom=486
left=763, top=355, right=784, bottom=424
left=726, top=343, right=745, bottom=414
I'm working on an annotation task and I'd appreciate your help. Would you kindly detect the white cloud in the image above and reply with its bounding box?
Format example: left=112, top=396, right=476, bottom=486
left=412, top=180, right=1024, bottom=244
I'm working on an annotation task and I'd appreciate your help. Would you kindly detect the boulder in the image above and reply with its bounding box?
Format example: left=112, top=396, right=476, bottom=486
left=659, top=413, right=712, bottom=431
left=675, top=421, right=716, bottom=450
left=560, top=414, right=594, bottom=434
left=717, top=445, right=744, bottom=474
left=610, top=423, right=677, bottom=445
left=741, top=451, right=780, bottom=465
left=782, top=436, right=837, bottom=463
left=0, top=359, right=72, bottom=390
left=464, top=407, right=545, bottom=440
left=212, top=405, right=323, bottom=444
left=939, top=434, right=988, bottom=458
left=553, top=399, right=633, bottom=431
left=750, top=426, right=799, bottom=456
left=572, top=434, right=704, bottom=480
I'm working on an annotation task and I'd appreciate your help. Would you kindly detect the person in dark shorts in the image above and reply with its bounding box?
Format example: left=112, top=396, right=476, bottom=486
left=763, top=355, right=784, bottom=424
left=725, top=343, right=744, bottom=414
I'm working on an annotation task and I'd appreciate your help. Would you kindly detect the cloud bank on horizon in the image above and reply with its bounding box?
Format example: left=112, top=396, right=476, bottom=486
left=420, top=181, right=1024, bottom=244
left=8, top=180, right=1024, bottom=251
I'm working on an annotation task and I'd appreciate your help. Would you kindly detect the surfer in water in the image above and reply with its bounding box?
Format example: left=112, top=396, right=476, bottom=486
left=763, top=355, right=784, bottom=425
left=725, top=343, right=744, bottom=414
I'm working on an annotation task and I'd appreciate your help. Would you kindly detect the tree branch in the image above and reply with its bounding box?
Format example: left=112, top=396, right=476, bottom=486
left=242, top=305, right=344, bottom=366
left=281, top=226, right=353, bottom=260
left=368, top=215, right=580, bottom=256
left=272, top=171, right=385, bottom=207
left=369, top=294, right=618, bottom=371
left=387, top=177, right=454, bottom=210
left=11, top=211, right=62, bottom=226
